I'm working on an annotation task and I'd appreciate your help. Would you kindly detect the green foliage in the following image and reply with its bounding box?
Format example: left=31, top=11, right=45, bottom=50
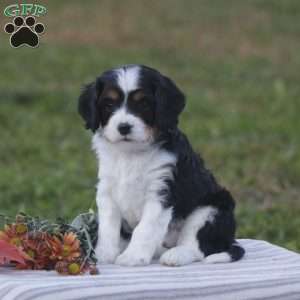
left=0, top=1, right=299, bottom=252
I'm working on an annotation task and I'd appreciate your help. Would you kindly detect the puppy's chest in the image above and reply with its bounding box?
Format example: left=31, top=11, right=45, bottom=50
left=100, top=147, right=176, bottom=228
left=113, top=158, right=147, bottom=225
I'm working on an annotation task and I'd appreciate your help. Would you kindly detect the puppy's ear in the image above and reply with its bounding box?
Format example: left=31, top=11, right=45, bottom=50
left=155, top=75, right=185, bottom=132
left=78, top=79, right=104, bottom=132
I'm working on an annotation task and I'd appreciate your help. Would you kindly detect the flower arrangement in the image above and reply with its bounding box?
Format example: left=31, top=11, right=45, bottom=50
left=0, top=212, right=99, bottom=275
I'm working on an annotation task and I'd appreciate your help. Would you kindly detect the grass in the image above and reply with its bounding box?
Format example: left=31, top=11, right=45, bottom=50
left=0, top=0, right=299, bottom=251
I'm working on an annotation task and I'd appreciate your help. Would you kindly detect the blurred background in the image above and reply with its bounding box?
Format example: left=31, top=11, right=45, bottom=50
left=1, top=0, right=299, bottom=251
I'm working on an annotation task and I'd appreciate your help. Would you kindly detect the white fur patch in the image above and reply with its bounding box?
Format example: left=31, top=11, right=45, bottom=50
left=177, top=206, right=217, bottom=246
left=116, top=66, right=140, bottom=95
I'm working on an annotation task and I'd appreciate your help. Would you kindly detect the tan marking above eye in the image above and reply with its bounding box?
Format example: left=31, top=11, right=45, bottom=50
left=103, top=89, right=120, bottom=101
left=131, top=90, right=146, bottom=102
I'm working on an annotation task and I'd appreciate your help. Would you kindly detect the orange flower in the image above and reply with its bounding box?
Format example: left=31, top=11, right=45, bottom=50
left=48, top=232, right=81, bottom=262
left=20, top=232, right=54, bottom=270
left=0, top=223, right=27, bottom=247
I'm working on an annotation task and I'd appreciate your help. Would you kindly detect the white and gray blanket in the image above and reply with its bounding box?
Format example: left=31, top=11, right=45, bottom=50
left=1, top=239, right=300, bottom=300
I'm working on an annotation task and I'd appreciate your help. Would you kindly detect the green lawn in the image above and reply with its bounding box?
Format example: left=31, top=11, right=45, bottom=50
left=1, top=0, right=299, bottom=251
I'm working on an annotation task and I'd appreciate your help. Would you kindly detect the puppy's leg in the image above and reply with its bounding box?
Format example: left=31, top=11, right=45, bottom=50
left=115, top=201, right=172, bottom=266
left=160, top=206, right=216, bottom=266
left=153, top=245, right=168, bottom=259
left=119, top=236, right=130, bottom=253
left=95, top=181, right=121, bottom=264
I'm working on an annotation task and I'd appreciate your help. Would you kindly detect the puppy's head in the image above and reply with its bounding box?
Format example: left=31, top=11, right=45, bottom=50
left=78, top=65, right=185, bottom=145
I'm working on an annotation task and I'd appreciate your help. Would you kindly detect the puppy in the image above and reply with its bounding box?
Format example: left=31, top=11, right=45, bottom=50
left=78, top=64, right=245, bottom=266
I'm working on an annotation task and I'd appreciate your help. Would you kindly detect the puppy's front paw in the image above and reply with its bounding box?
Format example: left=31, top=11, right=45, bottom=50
left=95, top=245, right=119, bottom=264
left=115, top=248, right=151, bottom=266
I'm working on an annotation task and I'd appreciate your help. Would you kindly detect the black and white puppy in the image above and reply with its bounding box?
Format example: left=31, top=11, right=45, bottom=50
left=78, top=64, right=245, bottom=266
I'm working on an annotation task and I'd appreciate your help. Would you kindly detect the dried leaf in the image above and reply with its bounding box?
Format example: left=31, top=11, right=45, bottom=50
left=0, top=240, right=32, bottom=265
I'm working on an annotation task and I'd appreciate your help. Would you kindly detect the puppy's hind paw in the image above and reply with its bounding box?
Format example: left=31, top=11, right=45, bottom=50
left=160, top=246, right=203, bottom=266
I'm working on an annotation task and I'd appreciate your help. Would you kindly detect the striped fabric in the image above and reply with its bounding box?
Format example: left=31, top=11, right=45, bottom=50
left=0, top=239, right=300, bottom=300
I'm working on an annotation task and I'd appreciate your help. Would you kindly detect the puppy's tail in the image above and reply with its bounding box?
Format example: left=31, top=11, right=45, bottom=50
left=204, top=241, right=245, bottom=264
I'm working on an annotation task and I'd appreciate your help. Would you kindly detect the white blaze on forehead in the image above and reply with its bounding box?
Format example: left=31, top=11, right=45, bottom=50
left=116, top=66, right=140, bottom=95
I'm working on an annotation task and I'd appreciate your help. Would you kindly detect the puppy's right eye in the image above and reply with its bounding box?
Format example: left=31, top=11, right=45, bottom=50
left=103, top=97, right=113, bottom=102
left=102, top=98, right=116, bottom=110
left=102, top=97, right=113, bottom=104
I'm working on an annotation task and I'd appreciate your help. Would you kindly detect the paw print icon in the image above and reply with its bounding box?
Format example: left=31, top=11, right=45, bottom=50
left=4, top=16, right=45, bottom=48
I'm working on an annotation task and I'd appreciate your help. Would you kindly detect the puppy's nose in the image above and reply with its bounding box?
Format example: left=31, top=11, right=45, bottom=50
left=118, top=123, right=132, bottom=136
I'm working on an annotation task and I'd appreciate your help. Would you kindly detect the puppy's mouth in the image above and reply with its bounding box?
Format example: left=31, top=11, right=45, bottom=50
left=102, top=132, right=151, bottom=145
left=122, top=137, right=132, bottom=142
